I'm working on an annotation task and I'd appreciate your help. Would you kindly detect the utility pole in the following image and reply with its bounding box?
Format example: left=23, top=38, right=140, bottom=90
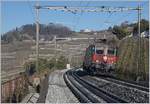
left=54, top=35, right=57, bottom=54
left=137, top=3, right=142, bottom=81
left=54, top=35, right=58, bottom=67
left=138, top=4, right=141, bottom=37
left=69, top=49, right=71, bottom=66
left=35, top=3, right=40, bottom=72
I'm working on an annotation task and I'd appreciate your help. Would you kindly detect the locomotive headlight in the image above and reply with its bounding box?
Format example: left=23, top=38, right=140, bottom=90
left=103, top=56, right=108, bottom=62
left=96, top=60, right=99, bottom=63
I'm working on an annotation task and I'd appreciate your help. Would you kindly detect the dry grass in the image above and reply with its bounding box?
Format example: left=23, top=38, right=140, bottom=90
left=116, top=37, right=149, bottom=81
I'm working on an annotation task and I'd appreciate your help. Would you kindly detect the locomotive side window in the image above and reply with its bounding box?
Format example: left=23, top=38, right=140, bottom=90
left=91, top=45, right=95, bottom=54
left=86, top=47, right=90, bottom=56
left=86, top=45, right=95, bottom=56
left=86, top=46, right=93, bottom=56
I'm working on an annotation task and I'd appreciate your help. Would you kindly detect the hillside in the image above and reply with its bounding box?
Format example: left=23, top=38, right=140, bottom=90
left=1, top=41, right=34, bottom=71
left=2, top=19, right=149, bottom=44
left=1, top=23, right=74, bottom=43
left=110, top=19, right=149, bottom=40
left=116, top=37, right=149, bottom=82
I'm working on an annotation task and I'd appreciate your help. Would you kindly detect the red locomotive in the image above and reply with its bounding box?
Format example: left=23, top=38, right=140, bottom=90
left=83, top=39, right=118, bottom=75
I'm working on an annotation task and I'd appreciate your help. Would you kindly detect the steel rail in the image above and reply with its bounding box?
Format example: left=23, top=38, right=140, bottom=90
left=64, top=70, right=103, bottom=103
left=64, top=71, right=91, bottom=103
left=64, top=69, right=128, bottom=103
left=72, top=70, right=128, bottom=103
left=96, top=76, right=149, bottom=92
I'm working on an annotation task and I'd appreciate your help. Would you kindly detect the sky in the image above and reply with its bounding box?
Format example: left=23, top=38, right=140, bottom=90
left=1, top=0, right=149, bottom=34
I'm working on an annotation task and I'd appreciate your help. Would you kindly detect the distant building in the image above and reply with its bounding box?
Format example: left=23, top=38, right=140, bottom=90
left=126, top=26, right=134, bottom=33
left=40, top=38, right=45, bottom=41
left=141, top=31, right=149, bottom=38
left=40, top=35, right=46, bottom=41
left=80, top=29, right=92, bottom=33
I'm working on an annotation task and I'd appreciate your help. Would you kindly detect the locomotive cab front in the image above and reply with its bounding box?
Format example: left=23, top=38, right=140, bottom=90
left=92, top=46, right=117, bottom=74
left=83, top=43, right=118, bottom=75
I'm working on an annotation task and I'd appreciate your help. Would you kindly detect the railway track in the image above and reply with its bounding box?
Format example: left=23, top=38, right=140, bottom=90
left=85, top=76, right=149, bottom=102
left=64, top=68, right=149, bottom=103
left=64, top=68, right=128, bottom=103
left=95, top=76, right=149, bottom=92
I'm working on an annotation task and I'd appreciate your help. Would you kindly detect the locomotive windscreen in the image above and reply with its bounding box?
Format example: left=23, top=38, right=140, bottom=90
left=107, top=49, right=115, bottom=55
left=96, top=49, right=104, bottom=54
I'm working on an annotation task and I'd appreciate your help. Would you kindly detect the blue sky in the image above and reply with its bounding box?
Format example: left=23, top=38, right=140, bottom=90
left=1, top=0, right=149, bottom=34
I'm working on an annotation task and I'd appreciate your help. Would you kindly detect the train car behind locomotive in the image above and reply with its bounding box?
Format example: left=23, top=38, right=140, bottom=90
left=83, top=39, right=118, bottom=75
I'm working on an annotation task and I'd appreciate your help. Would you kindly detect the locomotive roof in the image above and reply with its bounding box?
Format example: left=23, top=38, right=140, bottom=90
left=96, top=44, right=116, bottom=48
left=89, top=43, right=117, bottom=49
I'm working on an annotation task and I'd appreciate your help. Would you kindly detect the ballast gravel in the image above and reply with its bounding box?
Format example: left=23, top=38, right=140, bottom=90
left=45, top=69, right=79, bottom=103
left=83, top=76, right=149, bottom=103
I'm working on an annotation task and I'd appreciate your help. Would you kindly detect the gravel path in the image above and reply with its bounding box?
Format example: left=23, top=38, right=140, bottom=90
left=45, top=69, right=79, bottom=103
